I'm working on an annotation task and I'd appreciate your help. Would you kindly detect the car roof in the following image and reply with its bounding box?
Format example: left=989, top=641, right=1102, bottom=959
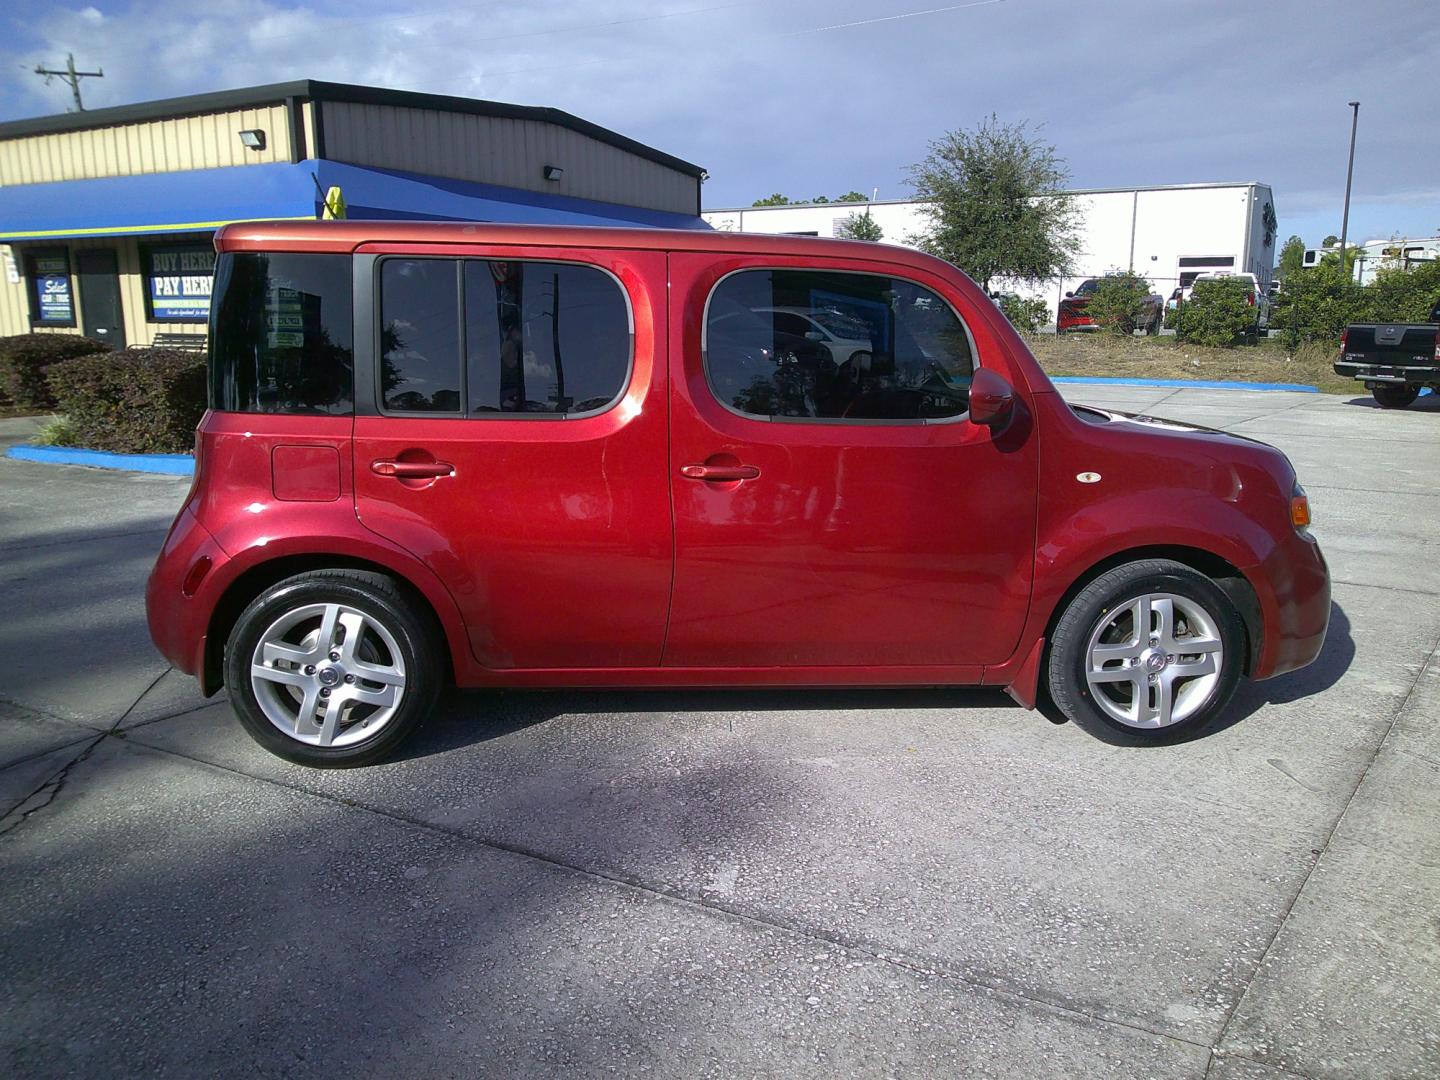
left=213, top=220, right=945, bottom=272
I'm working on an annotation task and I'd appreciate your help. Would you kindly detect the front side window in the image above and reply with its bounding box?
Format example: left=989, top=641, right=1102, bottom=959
left=376, top=258, right=631, bottom=416
left=705, top=269, right=974, bottom=422
left=209, top=253, right=353, bottom=414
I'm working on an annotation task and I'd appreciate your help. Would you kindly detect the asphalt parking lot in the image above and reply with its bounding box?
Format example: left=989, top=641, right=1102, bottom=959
left=2, top=386, right=1438, bottom=1079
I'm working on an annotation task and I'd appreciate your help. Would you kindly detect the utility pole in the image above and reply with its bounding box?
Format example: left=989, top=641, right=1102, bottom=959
left=33, top=53, right=104, bottom=112
left=1337, top=100, right=1360, bottom=285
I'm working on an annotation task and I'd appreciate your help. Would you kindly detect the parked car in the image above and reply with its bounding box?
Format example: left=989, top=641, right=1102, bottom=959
left=148, top=222, right=1330, bottom=766
left=1333, top=298, right=1440, bottom=408
left=1191, top=271, right=1271, bottom=332
left=1057, top=277, right=1165, bottom=335
left=754, top=306, right=873, bottom=366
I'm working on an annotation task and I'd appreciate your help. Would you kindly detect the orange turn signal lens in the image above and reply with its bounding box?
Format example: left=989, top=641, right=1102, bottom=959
left=1290, top=488, right=1311, bottom=531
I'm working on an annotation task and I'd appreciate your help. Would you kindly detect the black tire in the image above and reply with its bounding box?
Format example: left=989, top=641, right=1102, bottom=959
left=1046, top=559, right=1245, bottom=742
left=1372, top=384, right=1419, bottom=409
left=1145, top=310, right=1161, bottom=336
left=225, top=569, right=442, bottom=767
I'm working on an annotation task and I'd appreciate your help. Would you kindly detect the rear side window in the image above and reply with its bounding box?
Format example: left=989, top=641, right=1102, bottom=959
left=377, top=258, right=631, bottom=416
left=209, top=253, right=353, bottom=414
left=704, top=269, right=974, bottom=422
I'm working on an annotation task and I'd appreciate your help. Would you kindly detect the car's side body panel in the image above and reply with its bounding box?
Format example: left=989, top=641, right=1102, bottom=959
left=147, top=221, right=1330, bottom=711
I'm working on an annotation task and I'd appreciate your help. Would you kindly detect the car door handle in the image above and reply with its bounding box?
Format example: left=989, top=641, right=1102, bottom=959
left=680, top=464, right=760, bottom=482
left=371, top=459, right=454, bottom=479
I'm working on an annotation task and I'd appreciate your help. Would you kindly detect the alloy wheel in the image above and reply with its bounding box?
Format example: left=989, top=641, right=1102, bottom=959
left=249, top=602, right=407, bottom=747
left=1083, top=592, right=1224, bottom=729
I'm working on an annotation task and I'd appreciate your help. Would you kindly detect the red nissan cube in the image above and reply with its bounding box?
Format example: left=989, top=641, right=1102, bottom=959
left=147, top=222, right=1330, bottom=767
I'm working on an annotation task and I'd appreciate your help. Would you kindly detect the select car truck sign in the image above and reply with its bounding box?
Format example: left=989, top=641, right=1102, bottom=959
left=146, top=246, right=216, bottom=321
left=35, top=255, right=73, bottom=323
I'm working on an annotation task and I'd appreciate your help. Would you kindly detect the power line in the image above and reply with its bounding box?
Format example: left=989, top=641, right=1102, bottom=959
left=784, top=0, right=1007, bottom=37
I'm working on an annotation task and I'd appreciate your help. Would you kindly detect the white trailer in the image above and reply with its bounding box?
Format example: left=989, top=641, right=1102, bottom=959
left=704, top=182, right=1278, bottom=326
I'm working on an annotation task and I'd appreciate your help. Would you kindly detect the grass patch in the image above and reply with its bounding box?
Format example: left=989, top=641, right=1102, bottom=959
left=31, top=415, right=76, bottom=446
left=1025, top=334, right=1351, bottom=393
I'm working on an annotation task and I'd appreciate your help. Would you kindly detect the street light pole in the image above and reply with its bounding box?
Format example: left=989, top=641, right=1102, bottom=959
left=1337, top=100, right=1360, bottom=285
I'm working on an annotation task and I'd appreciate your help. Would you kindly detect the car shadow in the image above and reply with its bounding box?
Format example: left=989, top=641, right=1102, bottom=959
left=394, top=685, right=1013, bottom=763
left=1035, top=601, right=1355, bottom=747
left=1340, top=389, right=1440, bottom=412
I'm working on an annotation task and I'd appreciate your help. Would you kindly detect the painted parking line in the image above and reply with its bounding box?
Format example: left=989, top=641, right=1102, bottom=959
left=6, top=444, right=194, bottom=476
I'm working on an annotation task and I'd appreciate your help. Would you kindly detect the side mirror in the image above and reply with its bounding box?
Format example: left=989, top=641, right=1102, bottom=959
left=804, top=330, right=824, bottom=342
left=969, top=368, right=1015, bottom=427
left=1064, top=291, right=1074, bottom=298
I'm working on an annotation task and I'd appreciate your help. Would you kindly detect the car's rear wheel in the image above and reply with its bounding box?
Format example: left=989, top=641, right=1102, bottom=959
left=1145, top=309, right=1161, bottom=335
left=1372, top=384, right=1419, bottom=409
left=1047, top=560, right=1244, bottom=741
left=225, top=570, right=441, bottom=767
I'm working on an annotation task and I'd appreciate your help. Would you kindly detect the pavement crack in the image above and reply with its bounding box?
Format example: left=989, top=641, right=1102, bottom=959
left=0, top=666, right=173, bottom=837
left=1207, top=629, right=1440, bottom=1060
left=0, top=733, right=104, bottom=837
left=120, top=733, right=1214, bottom=1056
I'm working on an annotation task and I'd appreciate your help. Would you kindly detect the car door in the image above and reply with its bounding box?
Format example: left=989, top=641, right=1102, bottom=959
left=664, top=251, right=1040, bottom=671
left=353, top=244, right=672, bottom=670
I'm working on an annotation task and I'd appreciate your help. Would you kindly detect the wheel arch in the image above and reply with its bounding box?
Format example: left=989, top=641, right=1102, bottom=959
left=202, top=553, right=456, bottom=696
left=1042, top=544, right=1262, bottom=676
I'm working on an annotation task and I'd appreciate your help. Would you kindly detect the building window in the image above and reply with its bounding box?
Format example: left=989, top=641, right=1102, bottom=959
left=209, top=252, right=354, bottom=415
left=25, top=249, right=75, bottom=327
left=143, top=244, right=217, bottom=323
left=704, top=268, right=974, bottom=422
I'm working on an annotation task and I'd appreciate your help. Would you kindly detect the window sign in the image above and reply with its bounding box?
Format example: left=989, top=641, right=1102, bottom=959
left=29, top=253, right=74, bottom=324
left=146, top=245, right=216, bottom=322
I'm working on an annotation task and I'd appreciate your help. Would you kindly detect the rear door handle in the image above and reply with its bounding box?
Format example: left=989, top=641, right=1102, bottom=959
left=371, top=459, right=454, bottom=479
left=680, top=464, right=760, bottom=482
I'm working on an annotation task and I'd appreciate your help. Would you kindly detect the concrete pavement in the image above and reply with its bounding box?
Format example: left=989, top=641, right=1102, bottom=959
left=1, top=386, right=1437, bottom=1078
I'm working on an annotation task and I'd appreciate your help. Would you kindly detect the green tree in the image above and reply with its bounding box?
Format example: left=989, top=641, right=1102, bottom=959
left=1322, top=234, right=1339, bottom=247
left=811, top=195, right=830, bottom=204
left=752, top=193, right=791, bottom=207
left=1277, top=235, right=1306, bottom=280
left=835, top=209, right=884, bottom=242
left=907, top=115, right=1079, bottom=292
left=1085, top=273, right=1155, bottom=334
left=994, top=294, right=1049, bottom=335
left=835, top=191, right=869, bottom=202
left=1364, top=258, right=1440, bottom=323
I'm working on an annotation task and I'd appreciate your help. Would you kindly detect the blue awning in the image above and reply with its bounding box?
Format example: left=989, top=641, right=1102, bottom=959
left=0, top=160, right=708, bottom=242
left=0, top=163, right=320, bottom=241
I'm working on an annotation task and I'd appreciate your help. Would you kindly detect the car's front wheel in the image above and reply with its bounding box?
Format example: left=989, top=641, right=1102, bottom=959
left=225, top=569, right=442, bottom=767
left=1047, top=560, right=1245, bottom=741
left=1372, top=384, right=1419, bottom=409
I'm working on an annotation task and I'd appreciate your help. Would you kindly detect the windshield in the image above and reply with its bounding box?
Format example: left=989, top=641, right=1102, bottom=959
left=809, top=309, right=873, bottom=339
left=1075, top=279, right=1101, bottom=296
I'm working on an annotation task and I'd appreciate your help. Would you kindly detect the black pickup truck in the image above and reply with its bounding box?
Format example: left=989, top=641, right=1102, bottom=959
left=1334, top=299, right=1440, bottom=408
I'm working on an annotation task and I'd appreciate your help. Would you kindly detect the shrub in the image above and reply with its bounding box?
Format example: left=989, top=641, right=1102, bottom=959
left=1173, top=279, right=1255, bottom=347
left=0, top=333, right=112, bottom=410
left=32, top=415, right=77, bottom=446
left=47, top=348, right=206, bottom=454
left=1085, top=273, right=1154, bottom=334
left=1268, top=254, right=1368, bottom=344
left=994, top=293, right=1049, bottom=334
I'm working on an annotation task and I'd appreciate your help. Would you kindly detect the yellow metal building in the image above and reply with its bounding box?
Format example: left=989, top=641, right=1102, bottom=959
left=0, top=80, right=706, bottom=347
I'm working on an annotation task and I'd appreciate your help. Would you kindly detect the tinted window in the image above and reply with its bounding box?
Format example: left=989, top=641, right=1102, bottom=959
left=704, top=270, right=974, bottom=422
left=380, top=260, right=461, bottom=413
left=210, top=253, right=353, bottom=414
left=465, top=261, right=630, bottom=415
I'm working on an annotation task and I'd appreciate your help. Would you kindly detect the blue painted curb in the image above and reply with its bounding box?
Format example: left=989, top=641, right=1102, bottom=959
left=6, top=444, right=194, bottom=475
left=1051, top=376, right=1320, bottom=393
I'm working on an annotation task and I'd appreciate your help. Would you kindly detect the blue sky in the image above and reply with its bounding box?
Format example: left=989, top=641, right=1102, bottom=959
left=4, top=1, right=1437, bottom=249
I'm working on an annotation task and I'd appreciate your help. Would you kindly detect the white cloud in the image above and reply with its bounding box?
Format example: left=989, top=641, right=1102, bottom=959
left=4, top=0, right=1438, bottom=244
